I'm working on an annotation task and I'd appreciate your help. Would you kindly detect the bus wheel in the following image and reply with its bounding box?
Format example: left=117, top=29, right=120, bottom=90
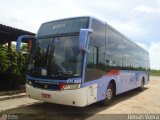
left=101, top=83, right=114, bottom=106
left=138, top=78, right=145, bottom=91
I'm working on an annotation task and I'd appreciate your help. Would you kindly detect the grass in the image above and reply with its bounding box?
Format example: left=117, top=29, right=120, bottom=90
left=150, top=69, right=160, bottom=77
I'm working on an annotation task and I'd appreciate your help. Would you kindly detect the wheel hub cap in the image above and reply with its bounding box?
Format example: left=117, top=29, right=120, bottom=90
left=106, top=89, right=112, bottom=100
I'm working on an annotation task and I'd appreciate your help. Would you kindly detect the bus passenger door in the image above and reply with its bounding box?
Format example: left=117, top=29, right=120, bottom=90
left=85, top=45, right=98, bottom=104
left=85, top=45, right=105, bottom=104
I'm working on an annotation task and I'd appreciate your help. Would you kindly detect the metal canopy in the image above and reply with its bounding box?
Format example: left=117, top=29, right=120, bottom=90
left=0, top=24, right=35, bottom=44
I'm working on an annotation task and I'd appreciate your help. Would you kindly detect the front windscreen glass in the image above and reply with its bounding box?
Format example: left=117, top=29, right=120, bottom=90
left=29, top=36, right=83, bottom=80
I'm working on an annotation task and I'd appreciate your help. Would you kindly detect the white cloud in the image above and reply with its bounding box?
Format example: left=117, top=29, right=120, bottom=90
left=148, top=42, right=160, bottom=70
left=111, top=21, right=146, bottom=38
left=0, top=0, right=90, bottom=32
left=138, top=42, right=160, bottom=70
left=134, top=4, right=159, bottom=14
left=0, top=0, right=160, bottom=70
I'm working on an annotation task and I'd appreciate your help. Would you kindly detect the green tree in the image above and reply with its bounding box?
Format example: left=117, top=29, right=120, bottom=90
left=21, top=44, right=28, bottom=52
left=0, top=45, right=29, bottom=90
left=0, top=45, right=10, bottom=73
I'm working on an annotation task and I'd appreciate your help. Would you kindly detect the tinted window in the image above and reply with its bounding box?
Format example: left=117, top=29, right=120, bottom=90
left=85, top=45, right=98, bottom=81
left=90, top=18, right=106, bottom=71
left=86, top=45, right=97, bottom=69
left=105, top=27, right=124, bottom=69
left=98, top=46, right=106, bottom=70
left=90, top=18, right=105, bottom=47
left=123, top=38, right=149, bottom=70
left=85, top=43, right=107, bottom=82
left=29, top=36, right=83, bottom=80
left=37, top=17, right=89, bottom=37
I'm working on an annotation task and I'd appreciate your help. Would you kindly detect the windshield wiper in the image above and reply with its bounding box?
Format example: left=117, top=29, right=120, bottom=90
left=47, top=38, right=59, bottom=75
left=29, top=40, right=39, bottom=62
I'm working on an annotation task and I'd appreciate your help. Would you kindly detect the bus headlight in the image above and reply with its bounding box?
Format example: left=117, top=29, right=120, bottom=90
left=62, top=84, right=80, bottom=90
left=26, top=80, right=32, bottom=86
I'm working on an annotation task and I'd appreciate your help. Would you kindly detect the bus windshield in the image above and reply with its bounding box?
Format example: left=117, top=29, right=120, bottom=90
left=29, top=36, right=83, bottom=80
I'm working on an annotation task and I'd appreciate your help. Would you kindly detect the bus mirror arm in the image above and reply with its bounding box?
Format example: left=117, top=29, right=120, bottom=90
left=79, top=28, right=93, bottom=51
left=86, top=29, right=93, bottom=33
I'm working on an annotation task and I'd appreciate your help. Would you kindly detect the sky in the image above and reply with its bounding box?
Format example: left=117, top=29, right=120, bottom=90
left=0, top=0, right=160, bottom=69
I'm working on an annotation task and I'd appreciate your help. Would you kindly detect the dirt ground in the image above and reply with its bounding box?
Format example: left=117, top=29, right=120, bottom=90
left=0, top=76, right=160, bottom=120
left=98, top=76, right=160, bottom=114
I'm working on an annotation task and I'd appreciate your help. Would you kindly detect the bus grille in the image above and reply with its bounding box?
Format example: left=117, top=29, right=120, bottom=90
left=31, top=81, right=60, bottom=90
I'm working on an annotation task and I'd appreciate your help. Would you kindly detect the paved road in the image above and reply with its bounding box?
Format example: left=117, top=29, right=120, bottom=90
left=0, top=76, right=160, bottom=120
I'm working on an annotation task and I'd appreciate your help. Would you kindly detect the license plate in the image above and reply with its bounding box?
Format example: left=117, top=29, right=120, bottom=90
left=41, top=93, right=51, bottom=99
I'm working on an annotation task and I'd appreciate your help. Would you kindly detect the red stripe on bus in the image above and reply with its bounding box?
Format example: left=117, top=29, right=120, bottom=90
left=106, top=70, right=120, bottom=76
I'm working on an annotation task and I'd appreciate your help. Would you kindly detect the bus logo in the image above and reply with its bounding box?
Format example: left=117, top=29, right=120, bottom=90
left=52, top=24, right=65, bottom=29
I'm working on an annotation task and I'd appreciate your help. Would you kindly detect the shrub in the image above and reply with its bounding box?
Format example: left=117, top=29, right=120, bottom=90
left=0, top=45, right=29, bottom=90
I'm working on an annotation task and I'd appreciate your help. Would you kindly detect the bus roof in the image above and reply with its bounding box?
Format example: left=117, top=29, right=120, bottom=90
left=38, top=16, right=148, bottom=53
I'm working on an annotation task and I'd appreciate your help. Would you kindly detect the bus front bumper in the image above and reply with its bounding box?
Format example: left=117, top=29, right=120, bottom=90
left=26, top=84, right=88, bottom=107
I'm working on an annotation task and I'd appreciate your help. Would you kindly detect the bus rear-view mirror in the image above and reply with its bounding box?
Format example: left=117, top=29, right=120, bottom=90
left=79, top=28, right=93, bottom=51
left=16, top=35, right=36, bottom=53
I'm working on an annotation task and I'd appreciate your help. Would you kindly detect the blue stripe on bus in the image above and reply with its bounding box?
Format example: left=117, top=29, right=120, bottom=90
left=27, top=75, right=81, bottom=83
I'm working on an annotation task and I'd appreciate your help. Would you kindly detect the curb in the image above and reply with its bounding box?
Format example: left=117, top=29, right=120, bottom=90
left=0, top=93, right=27, bottom=101
left=0, top=90, right=25, bottom=96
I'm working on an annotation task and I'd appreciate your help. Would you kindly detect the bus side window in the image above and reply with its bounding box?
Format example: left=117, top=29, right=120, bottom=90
left=85, top=45, right=98, bottom=81
left=87, top=45, right=97, bottom=69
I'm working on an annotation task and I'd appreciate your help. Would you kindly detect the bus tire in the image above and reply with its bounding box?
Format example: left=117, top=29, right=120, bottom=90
left=138, top=78, right=145, bottom=91
left=101, top=83, right=114, bottom=106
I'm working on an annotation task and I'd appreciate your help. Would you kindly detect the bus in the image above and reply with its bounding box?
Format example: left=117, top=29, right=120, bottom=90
left=16, top=16, right=150, bottom=107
